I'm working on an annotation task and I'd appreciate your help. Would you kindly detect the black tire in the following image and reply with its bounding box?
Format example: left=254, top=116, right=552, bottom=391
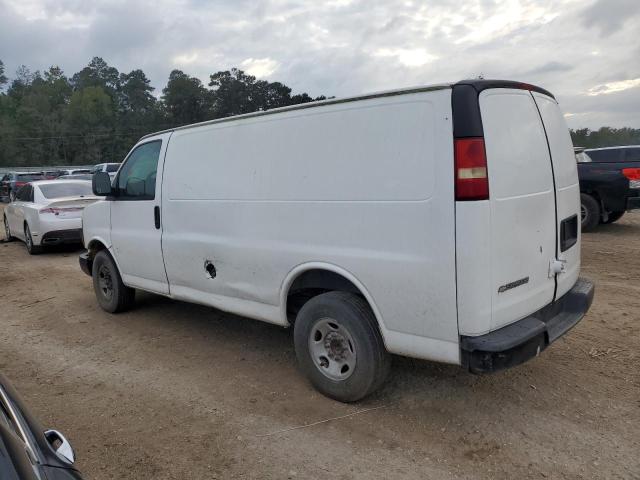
left=3, top=216, right=13, bottom=242
left=24, top=224, right=42, bottom=255
left=294, top=291, right=390, bottom=402
left=602, top=211, right=625, bottom=224
left=92, top=250, right=136, bottom=313
left=580, top=194, right=600, bottom=232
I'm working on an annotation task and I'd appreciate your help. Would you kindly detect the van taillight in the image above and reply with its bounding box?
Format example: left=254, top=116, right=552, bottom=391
left=455, top=137, right=489, bottom=201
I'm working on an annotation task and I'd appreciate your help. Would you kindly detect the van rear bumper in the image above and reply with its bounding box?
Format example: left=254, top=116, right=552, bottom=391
left=460, top=277, right=594, bottom=373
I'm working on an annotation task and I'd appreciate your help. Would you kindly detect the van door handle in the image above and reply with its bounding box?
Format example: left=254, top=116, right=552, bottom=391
left=154, top=206, right=160, bottom=229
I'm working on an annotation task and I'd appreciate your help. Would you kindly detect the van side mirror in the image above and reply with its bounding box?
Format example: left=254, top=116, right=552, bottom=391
left=92, top=171, right=113, bottom=196
left=44, top=429, right=75, bottom=464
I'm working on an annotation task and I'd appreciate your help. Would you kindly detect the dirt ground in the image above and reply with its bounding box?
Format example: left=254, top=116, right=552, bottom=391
left=0, top=204, right=638, bottom=480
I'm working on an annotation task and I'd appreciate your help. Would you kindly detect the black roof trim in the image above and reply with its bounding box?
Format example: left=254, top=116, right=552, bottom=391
left=454, top=79, right=555, bottom=100
left=451, top=84, right=484, bottom=138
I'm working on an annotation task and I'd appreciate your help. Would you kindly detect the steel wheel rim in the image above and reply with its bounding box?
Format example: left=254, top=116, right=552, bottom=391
left=308, top=318, right=357, bottom=381
left=97, top=265, right=114, bottom=300
left=580, top=204, right=587, bottom=223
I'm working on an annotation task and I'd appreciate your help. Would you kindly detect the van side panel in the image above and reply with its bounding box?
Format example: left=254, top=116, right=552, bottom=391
left=161, top=90, right=460, bottom=363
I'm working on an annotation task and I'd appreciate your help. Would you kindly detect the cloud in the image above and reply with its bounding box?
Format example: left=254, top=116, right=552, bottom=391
left=372, top=48, right=438, bottom=67
left=581, top=0, right=639, bottom=36
left=587, top=78, right=640, bottom=96
left=523, top=61, right=573, bottom=76
left=0, top=0, right=639, bottom=129
left=241, top=58, right=279, bottom=78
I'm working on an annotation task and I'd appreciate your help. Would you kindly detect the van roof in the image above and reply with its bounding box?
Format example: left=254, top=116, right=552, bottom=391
left=140, top=79, right=554, bottom=141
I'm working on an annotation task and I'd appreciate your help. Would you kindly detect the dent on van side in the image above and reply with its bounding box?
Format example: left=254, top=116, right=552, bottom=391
left=80, top=79, right=594, bottom=402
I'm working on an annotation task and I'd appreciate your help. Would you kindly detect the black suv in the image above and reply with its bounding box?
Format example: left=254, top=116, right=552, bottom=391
left=577, top=145, right=640, bottom=231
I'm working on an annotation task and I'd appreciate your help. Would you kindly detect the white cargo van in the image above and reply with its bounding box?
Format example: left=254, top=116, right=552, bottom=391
left=81, top=80, right=594, bottom=402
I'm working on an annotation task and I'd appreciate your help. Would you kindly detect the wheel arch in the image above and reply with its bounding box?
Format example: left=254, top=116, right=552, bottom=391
left=280, top=263, right=388, bottom=345
left=87, top=237, right=109, bottom=257
left=85, top=237, right=125, bottom=277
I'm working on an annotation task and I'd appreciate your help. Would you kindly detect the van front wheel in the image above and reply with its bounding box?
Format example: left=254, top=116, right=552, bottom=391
left=92, top=250, right=135, bottom=313
left=294, top=292, right=390, bottom=402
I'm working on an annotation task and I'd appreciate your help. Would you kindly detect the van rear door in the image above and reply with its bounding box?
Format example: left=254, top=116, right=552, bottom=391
left=530, top=92, right=581, bottom=298
left=479, top=88, right=558, bottom=330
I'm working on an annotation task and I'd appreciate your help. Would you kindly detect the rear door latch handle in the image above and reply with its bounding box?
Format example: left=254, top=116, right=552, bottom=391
left=549, top=258, right=566, bottom=277
left=154, top=206, right=160, bottom=229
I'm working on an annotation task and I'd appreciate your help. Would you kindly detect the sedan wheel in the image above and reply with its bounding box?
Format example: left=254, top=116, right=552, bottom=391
left=3, top=216, right=13, bottom=242
left=24, top=224, right=42, bottom=255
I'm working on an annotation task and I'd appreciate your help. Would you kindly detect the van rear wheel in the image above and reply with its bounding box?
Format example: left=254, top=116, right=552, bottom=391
left=580, top=194, right=600, bottom=232
left=92, top=250, right=135, bottom=313
left=294, top=291, right=390, bottom=402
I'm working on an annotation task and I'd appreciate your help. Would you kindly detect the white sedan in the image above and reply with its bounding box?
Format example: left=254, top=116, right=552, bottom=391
left=3, top=180, right=101, bottom=254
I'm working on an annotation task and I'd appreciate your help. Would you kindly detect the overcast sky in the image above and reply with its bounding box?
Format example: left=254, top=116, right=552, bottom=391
left=1, top=0, right=639, bottom=129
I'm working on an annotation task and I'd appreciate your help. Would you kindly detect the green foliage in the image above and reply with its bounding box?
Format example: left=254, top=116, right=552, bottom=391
left=0, top=58, right=325, bottom=167
left=570, top=127, right=640, bottom=148
left=162, top=69, right=212, bottom=125
left=209, top=68, right=324, bottom=117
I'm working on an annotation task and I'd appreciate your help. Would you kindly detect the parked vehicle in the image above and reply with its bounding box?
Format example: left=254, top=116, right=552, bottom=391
left=576, top=146, right=640, bottom=231
left=56, top=174, right=93, bottom=181
left=3, top=180, right=100, bottom=254
left=91, top=163, right=121, bottom=179
left=58, top=169, right=92, bottom=176
left=0, top=172, right=46, bottom=203
left=0, top=373, right=83, bottom=479
left=81, top=80, right=594, bottom=402
left=42, top=170, right=62, bottom=180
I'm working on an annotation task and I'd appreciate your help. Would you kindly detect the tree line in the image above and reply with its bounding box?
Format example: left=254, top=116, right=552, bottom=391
left=570, top=127, right=640, bottom=149
left=0, top=57, right=638, bottom=167
left=0, top=57, right=325, bottom=167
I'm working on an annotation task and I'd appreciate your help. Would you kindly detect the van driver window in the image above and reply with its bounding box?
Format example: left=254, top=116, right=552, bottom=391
left=117, top=141, right=162, bottom=199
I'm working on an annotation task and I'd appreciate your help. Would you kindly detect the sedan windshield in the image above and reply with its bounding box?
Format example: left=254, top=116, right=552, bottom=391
left=106, top=164, right=120, bottom=172
left=39, top=182, right=93, bottom=199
